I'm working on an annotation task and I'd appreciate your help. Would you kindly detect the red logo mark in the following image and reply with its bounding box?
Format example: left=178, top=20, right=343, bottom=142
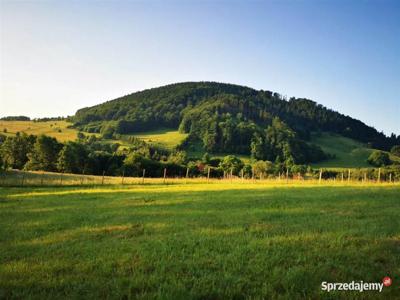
left=383, top=276, right=392, bottom=287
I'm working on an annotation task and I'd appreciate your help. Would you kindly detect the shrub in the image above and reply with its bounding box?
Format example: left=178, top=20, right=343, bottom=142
left=367, top=150, right=391, bottom=167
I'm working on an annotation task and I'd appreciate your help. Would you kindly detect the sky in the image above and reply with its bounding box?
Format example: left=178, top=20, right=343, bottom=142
left=0, top=0, right=399, bottom=135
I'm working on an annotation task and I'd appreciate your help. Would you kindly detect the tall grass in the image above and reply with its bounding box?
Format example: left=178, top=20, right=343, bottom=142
left=1, top=170, right=398, bottom=187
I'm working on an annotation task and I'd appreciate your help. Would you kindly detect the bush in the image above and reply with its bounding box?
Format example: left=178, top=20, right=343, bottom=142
left=252, top=160, right=274, bottom=178
left=367, top=150, right=391, bottom=167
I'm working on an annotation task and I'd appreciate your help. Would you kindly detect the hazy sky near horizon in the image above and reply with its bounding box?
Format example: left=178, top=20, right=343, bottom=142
left=1, top=0, right=399, bottom=135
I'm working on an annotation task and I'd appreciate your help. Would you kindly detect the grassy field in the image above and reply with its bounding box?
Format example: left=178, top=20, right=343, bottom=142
left=1, top=180, right=399, bottom=299
left=310, top=132, right=374, bottom=168
left=0, top=120, right=80, bottom=142
left=131, top=129, right=188, bottom=150
left=0, top=121, right=186, bottom=150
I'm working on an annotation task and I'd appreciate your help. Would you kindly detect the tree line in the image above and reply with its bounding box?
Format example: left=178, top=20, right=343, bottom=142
left=1, top=132, right=399, bottom=181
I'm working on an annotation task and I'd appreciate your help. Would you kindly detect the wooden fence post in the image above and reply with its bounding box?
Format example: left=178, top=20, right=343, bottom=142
left=163, top=168, right=167, bottom=184
left=185, top=167, right=189, bottom=184
left=348, top=169, right=351, bottom=183
left=207, top=167, right=210, bottom=183
left=389, top=173, right=392, bottom=183
left=142, top=169, right=146, bottom=184
left=286, top=168, right=289, bottom=183
left=378, top=168, right=381, bottom=183
left=241, top=169, right=244, bottom=182
left=319, top=169, right=322, bottom=184
left=341, top=172, right=344, bottom=183
left=230, top=168, right=233, bottom=183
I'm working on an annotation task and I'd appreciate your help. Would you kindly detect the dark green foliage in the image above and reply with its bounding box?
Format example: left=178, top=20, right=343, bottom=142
left=86, top=151, right=125, bottom=176
left=0, top=133, right=36, bottom=169
left=73, top=82, right=399, bottom=155
left=391, top=145, right=400, bottom=157
left=252, top=160, right=274, bottom=178
left=77, top=132, right=85, bottom=140
left=250, top=117, right=327, bottom=165
left=101, top=124, right=115, bottom=139
left=367, top=150, right=392, bottom=167
left=25, top=135, right=63, bottom=171
left=33, top=116, right=65, bottom=122
left=0, top=116, right=30, bottom=121
left=123, top=152, right=185, bottom=177
left=167, top=151, right=187, bottom=165
left=218, top=155, right=244, bottom=175
left=290, top=164, right=308, bottom=175
left=57, top=142, right=89, bottom=174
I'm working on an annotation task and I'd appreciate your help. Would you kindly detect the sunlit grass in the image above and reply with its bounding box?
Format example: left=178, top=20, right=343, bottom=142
left=130, top=128, right=188, bottom=150
left=0, top=177, right=399, bottom=298
left=0, top=120, right=83, bottom=142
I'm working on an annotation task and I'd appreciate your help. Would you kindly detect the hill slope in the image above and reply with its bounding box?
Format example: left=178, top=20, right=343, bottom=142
left=310, top=132, right=373, bottom=168
left=0, top=120, right=81, bottom=142
left=72, top=82, right=399, bottom=164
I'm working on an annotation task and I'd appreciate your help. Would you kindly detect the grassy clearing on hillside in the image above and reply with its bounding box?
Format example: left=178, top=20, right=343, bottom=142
left=310, top=132, right=374, bottom=168
left=0, top=120, right=81, bottom=142
left=1, top=182, right=399, bottom=299
left=130, top=129, right=188, bottom=150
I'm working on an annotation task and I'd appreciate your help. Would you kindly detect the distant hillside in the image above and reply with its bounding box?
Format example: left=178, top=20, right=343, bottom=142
left=0, top=120, right=82, bottom=142
left=72, top=82, right=399, bottom=164
left=310, top=132, right=374, bottom=168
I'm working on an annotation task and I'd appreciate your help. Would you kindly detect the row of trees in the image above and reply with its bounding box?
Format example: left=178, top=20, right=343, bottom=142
left=0, top=131, right=317, bottom=179
left=1, top=131, right=399, bottom=180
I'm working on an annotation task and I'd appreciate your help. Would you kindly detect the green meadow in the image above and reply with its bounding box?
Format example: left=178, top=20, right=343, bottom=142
left=310, top=132, right=375, bottom=168
left=1, top=182, right=399, bottom=299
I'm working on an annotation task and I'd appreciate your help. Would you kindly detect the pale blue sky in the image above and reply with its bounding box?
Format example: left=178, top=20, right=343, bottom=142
left=0, top=0, right=399, bottom=135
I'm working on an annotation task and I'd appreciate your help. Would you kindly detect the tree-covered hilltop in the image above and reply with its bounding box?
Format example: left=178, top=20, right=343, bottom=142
left=72, top=82, right=399, bottom=164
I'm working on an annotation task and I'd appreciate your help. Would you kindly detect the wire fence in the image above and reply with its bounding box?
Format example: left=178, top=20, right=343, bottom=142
left=0, top=169, right=399, bottom=187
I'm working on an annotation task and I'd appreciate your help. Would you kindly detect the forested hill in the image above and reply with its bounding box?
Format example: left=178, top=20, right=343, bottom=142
left=73, top=82, right=398, bottom=163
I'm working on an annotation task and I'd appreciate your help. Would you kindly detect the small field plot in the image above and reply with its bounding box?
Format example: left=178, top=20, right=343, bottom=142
left=0, top=183, right=399, bottom=299
left=310, top=132, right=374, bottom=168
left=0, top=121, right=80, bottom=142
left=132, top=129, right=188, bottom=150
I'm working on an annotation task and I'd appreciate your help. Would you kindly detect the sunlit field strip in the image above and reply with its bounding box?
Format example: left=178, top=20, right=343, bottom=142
left=1, top=170, right=399, bottom=188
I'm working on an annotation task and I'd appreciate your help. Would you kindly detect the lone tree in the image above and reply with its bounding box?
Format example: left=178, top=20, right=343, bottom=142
left=367, top=150, right=391, bottom=167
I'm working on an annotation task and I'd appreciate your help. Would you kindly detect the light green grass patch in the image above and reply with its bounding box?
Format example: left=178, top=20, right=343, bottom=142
left=131, top=128, right=188, bottom=150
left=310, top=132, right=374, bottom=168
left=0, top=183, right=399, bottom=299
left=0, top=120, right=81, bottom=142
